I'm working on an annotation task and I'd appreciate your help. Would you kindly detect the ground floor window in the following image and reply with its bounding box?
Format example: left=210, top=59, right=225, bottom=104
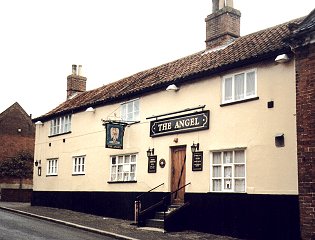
left=210, top=149, right=246, bottom=192
left=73, top=155, right=85, bottom=175
left=47, top=158, right=58, bottom=176
left=110, top=154, right=137, bottom=182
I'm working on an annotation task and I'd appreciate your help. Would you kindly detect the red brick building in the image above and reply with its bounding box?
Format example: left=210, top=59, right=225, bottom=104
left=287, top=9, right=315, bottom=240
left=0, top=102, right=35, bottom=198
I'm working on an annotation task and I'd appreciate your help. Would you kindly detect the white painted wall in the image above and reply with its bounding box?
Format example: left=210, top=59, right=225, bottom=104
left=33, top=59, right=298, bottom=195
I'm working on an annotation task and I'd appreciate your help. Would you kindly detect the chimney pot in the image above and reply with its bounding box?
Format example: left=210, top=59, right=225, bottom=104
left=72, top=64, right=77, bottom=75
left=212, top=0, right=219, bottom=12
left=78, top=65, right=82, bottom=76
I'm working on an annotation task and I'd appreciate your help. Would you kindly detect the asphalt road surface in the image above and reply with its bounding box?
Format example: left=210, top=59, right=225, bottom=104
left=0, top=209, right=116, bottom=240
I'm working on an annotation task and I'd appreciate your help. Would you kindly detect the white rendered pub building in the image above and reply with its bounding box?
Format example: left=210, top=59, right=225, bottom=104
left=32, top=1, right=315, bottom=239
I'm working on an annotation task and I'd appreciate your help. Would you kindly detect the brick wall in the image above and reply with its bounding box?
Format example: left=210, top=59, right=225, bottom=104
left=295, top=43, right=315, bottom=240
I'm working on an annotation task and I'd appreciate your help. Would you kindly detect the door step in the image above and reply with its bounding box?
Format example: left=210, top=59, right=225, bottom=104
left=143, top=203, right=184, bottom=229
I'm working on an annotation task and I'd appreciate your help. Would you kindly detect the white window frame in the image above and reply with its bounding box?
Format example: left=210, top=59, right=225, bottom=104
left=72, top=155, right=85, bottom=175
left=210, top=149, right=246, bottom=193
left=222, top=69, right=257, bottom=104
left=50, top=115, right=72, bottom=136
left=110, top=154, right=137, bottom=182
left=47, top=158, right=58, bottom=176
left=121, top=99, right=140, bottom=122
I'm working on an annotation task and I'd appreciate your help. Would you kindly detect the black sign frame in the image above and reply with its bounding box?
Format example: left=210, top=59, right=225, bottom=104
left=192, top=151, right=203, bottom=171
left=148, top=155, right=157, bottom=173
left=105, top=122, right=126, bottom=149
left=150, top=110, right=210, bottom=137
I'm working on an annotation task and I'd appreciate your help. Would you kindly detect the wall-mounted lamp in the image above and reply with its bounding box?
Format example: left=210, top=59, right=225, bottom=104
left=166, top=84, right=179, bottom=92
left=191, top=142, right=200, bottom=153
left=34, top=160, right=41, bottom=167
left=275, top=54, right=290, bottom=63
left=35, top=121, right=43, bottom=125
left=85, top=107, right=95, bottom=112
left=147, top=147, right=155, bottom=157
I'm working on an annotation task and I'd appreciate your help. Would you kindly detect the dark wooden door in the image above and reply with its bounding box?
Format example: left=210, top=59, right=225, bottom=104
left=171, top=146, right=186, bottom=204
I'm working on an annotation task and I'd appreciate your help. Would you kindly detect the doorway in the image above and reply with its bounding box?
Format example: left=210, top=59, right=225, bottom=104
left=171, top=146, right=186, bottom=204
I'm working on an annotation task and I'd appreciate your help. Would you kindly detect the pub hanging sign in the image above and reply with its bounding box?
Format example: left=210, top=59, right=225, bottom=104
left=105, top=122, right=126, bottom=149
left=150, top=110, right=210, bottom=137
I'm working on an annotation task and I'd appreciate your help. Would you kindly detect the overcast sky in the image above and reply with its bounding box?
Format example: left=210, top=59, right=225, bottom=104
left=0, top=0, right=314, bottom=118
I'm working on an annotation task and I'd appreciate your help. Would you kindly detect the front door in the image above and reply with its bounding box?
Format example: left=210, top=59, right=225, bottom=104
left=171, top=146, right=186, bottom=204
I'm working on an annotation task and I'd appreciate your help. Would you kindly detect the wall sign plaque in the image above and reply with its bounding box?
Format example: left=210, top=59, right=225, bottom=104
left=150, top=110, right=210, bottom=137
left=148, top=155, right=157, bottom=173
left=192, top=151, right=203, bottom=171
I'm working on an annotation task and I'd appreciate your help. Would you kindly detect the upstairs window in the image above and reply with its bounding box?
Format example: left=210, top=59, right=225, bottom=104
left=50, top=115, right=71, bottom=136
left=222, top=69, right=257, bottom=104
left=121, top=99, right=139, bottom=122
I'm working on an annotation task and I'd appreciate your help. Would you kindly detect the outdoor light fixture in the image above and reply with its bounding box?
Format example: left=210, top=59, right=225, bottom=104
left=166, top=84, right=179, bottom=92
left=191, top=142, right=200, bottom=153
left=85, top=107, right=95, bottom=112
left=147, top=147, right=155, bottom=157
left=34, top=160, right=41, bottom=167
left=275, top=54, right=290, bottom=63
left=35, top=121, right=43, bottom=125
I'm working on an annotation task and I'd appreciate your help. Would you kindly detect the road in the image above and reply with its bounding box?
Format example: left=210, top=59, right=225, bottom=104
left=0, top=209, right=116, bottom=240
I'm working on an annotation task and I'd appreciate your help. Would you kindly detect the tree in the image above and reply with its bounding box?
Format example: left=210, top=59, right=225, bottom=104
left=0, top=150, right=34, bottom=189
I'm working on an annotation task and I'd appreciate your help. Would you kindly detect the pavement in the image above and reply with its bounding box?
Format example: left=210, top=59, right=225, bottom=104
left=0, top=202, right=240, bottom=240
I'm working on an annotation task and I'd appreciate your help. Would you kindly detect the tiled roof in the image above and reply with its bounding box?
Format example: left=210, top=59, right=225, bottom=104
left=35, top=17, right=304, bottom=122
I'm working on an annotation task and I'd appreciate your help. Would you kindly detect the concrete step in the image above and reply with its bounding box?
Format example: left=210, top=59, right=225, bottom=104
left=145, top=218, right=164, bottom=229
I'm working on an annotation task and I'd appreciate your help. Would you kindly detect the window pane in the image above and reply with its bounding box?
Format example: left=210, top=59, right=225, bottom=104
left=235, top=179, right=245, bottom=192
left=223, top=152, right=232, bottom=163
left=235, top=73, right=244, bottom=100
left=246, top=71, right=255, bottom=96
left=111, top=174, right=116, bottom=181
left=213, top=166, right=221, bottom=177
left=131, top=164, right=136, bottom=173
left=213, top=180, right=221, bottom=191
left=111, top=157, right=116, bottom=164
left=235, top=151, right=245, bottom=163
left=121, top=104, right=126, bottom=121
left=213, top=152, right=221, bottom=164
left=118, top=156, right=123, bottom=164
left=224, top=77, right=232, bottom=101
left=224, top=179, right=232, bottom=190
left=224, top=167, right=232, bottom=178
left=134, top=100, right=139, bottom=111
left=125, top=156, right=130, bottom=163
left=235, top=165, right=245, bottom=177
left=131, top=155, right=136, bottom=162
left=117, top=173, right=123, bottom=181
left=130, top=173, right=135, bottom=181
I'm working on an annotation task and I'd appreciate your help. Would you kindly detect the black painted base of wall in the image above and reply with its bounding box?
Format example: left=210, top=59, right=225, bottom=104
left=32, top=191, right=300, bottom=239
left=185, top=193, right=300, bottom=240
left=31, top=191, right=165, bottom=220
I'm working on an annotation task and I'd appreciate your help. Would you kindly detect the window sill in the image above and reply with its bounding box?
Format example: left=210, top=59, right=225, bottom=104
left=49, top=131, right=72, bottom=138
left=220, top=97, right=259, bottom=107
left=107, top=180, right=137, bottom=184
left=209, top=191, right=246, bottom=194
left=46, top=174, right=58, bottom=177
left=72, top=173, right=85, bottom=176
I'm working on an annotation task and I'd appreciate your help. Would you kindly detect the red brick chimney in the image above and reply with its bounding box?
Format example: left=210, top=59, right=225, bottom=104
left=67, top=64, right=87, bottom=100
left=205, top=0, right=241, bottom=49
